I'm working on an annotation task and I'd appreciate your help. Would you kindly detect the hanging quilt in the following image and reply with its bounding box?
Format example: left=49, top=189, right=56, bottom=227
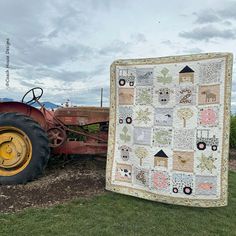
left=106, top=53, right=233, bottom=207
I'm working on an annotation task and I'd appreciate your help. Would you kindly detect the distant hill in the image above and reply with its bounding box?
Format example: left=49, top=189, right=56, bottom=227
left=0, top=97, right=14, bottom=102
left=32, top=101, right=60, bottom=109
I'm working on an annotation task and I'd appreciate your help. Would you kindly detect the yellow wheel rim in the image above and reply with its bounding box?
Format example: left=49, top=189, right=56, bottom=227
left=0, top=126, right=32, bottom=176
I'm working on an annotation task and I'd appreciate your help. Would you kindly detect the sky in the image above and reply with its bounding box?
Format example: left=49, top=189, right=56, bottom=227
left=0, top=0, right=235, bottom=110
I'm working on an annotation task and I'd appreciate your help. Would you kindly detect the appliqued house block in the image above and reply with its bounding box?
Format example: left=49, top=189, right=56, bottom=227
left=179, top=65, right=194, bottom=84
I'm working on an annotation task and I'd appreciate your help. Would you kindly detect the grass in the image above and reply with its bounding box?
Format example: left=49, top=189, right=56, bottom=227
left=0, top=171, right=236, bottom=236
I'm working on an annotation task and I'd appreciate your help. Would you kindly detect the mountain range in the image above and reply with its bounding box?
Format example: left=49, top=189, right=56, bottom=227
left=0, top=98, right=59, bottom=109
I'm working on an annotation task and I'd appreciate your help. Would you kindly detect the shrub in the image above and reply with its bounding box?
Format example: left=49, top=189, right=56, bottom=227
left=230, top=114, right=236, bottom=149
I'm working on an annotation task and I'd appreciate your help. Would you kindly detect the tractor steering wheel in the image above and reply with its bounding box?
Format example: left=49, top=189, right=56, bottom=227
left=21, top=87, right=44, bottom=105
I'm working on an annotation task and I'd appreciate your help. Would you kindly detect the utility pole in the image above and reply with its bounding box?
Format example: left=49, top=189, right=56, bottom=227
left=100, top=88, right=103, bottom=107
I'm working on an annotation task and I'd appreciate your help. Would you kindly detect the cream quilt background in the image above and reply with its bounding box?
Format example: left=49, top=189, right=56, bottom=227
left=106, top=53, right=233, bottom=207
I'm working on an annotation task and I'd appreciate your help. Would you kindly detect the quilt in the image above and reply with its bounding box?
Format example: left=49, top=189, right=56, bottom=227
left=106, top=53, right=233, bottom=207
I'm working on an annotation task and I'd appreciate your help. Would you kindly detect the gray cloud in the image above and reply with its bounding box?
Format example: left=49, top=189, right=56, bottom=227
left=50, top=67, right=105, bottom=83
left=0, top=0, right=97, bottom=69
left=18, top=64, right=106, bottom=84
left=160, top=40, right=183, bottom=51
left=19, top=80, right=42, bottom=88
left=43, top=86, right=110, bottom=106
left=223, top=20, right=232, bottom=26
left=194, top=10, right=220, bottom=24
left=161, top=40, right=173, bottom=46
left=89, top=0, right=126, bottom=11
left=193, top=2, right=236, bottom=25
left=0, top=1, right=46, bottom=38
left=179, top=25, right=236, bottom=41
left=98, top=40, right=132, bottom=56
left=17, top=44, right=83, bottom=67
left=184, top=3, right=236, bottom=43
left=131, top=33, right=147, bottom=43
left=47, top=2, right=88, bottom=39
left=219, top=1, right=236, bottom=20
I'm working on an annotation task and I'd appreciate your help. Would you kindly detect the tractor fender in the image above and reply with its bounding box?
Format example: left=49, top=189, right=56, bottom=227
left=0, top=102, right=47, bottom=130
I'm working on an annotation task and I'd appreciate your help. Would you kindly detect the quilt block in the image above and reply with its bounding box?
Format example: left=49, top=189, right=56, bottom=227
left=106, top=53, right=233, bottom=207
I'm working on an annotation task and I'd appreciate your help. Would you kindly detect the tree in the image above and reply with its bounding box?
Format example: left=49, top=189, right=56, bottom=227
left=120, top=126, right=131, bottom=142
left=177, top=108, right=193, bottom=127
left=156, top=67, right=172, bottom=84
left=136, top=108, right=151, bottom=124
left=134, top=147, right=149, bottom=166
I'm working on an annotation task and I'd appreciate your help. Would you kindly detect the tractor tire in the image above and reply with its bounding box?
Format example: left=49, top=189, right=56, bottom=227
left=126, top=117, right=132, bottom=124
left=0, top=112, right=50, bottom=185
left=197, top=142, right=206, bottom=151
left=119, top=79, right=126, bottom=86
left=183, top=186, right=192, bottom=195
left=212, top=145, right=217, bottom=151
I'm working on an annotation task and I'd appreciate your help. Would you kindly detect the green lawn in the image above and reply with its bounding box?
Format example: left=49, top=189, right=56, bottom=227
left=1, top=172, right=236, bottom=236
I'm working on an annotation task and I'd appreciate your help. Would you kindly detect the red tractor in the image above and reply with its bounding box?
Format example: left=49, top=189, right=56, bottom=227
left=0, top=87, right=109, bottom=185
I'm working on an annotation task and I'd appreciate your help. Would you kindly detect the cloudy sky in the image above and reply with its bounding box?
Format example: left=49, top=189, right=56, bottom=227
left=0, top=0, right=235, bottom=110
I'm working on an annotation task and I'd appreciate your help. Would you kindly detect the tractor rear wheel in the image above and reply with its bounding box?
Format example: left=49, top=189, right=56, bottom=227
left=0, top=113, right=50, bottom=184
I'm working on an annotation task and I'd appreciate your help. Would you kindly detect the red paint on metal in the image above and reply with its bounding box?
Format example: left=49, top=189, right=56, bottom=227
left=53, top=141, right=107, bottom=155
left=54, top=106, right=109, bottom=125
left=0, top=102, right=47, bottom=129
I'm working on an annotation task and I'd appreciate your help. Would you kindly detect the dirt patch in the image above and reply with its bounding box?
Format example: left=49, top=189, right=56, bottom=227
left=0, top=156, right=106, bottom=213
